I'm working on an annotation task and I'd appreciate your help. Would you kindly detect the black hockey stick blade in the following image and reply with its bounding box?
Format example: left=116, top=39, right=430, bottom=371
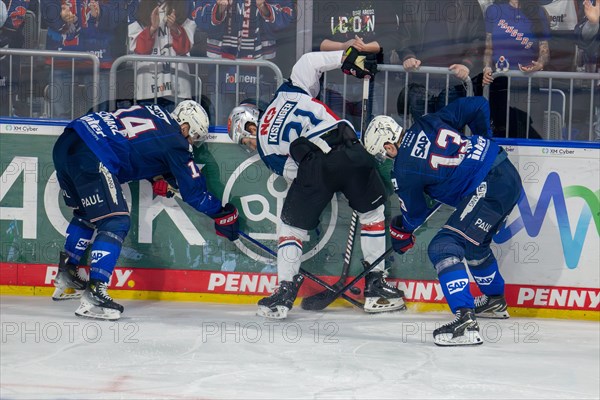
left=303, top=247, right=394, bottom=311
left=300, top=281, right=348, bottom=310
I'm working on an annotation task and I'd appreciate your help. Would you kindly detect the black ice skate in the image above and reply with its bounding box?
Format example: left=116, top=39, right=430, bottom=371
left=257, top=274, right=304, bottom=319
left=52, top=251, right=87, bottom=301
left=433, top=308, right=483, bottom=346
left=363, top=270, right=406, bottom=313
left=475, top=294, right=510, bottom=319
left=75, top=279, right=124, bottom=321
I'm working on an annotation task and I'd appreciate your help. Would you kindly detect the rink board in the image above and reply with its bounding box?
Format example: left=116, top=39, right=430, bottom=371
left=1, top=119, right=599, bottom=320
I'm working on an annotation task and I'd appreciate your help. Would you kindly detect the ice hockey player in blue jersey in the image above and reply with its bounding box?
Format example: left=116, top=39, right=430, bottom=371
left=52, top=100, right=240, bottom=320
left=227, top=49, right=406, bottom=319
left=362, top=96, right=523, bottom=346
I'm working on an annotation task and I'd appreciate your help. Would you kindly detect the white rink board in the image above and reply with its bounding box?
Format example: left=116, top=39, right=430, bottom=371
left=498, top=145, right=600, bottom=289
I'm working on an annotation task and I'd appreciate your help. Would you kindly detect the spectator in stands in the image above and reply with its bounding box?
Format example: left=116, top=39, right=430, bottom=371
left=0, top=0, right=38, bottom=117
left=391, top=0, right=486, bottom=122
left=540, top=0, right=578, bottom=71
left=42, top=1, right=127, bottom=118
left=193, top=0, right=294, bottom=124
left=128, top=0, right=196, bottom=112
left=575, top=0, right=599, bottom=139
left=313, top=0, right=396, bottom=128
left=482, top=0, right=550, bottom=138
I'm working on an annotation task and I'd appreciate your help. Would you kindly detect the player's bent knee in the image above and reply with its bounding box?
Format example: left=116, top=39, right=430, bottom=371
left=428, top=233, right=465, bottom=268
left=94, top=215, right=131, bottom=242
left=466, top=245, right=494, bottom=266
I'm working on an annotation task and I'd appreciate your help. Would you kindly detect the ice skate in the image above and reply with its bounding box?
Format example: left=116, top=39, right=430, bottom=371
left=363, top=271, right=406, bottom=313
left=475, top=294, right=510, bottom=319
left=52, top=251, right=87, bottom=301
left=433, top=308, right=483, bottom=346
left=75, top=279, right=124, bottom=321
left=257, top=275, right=304, bottom=319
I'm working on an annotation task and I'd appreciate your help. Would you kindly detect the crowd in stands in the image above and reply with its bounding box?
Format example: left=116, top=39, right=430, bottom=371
left=0, top=0, right=598, bottom=140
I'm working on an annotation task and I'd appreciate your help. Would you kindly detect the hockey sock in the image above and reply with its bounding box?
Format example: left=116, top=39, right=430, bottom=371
left=89, top=232, right=123, bottom=283
left=438, top=264, right=475, bottom=313
left=360, top=220, right=386, bottom=272
left=468, top=256, right=505, bottom=296
left=64, top=217, right=95, bottom=265
left=277, top=236, right=303, bottom=283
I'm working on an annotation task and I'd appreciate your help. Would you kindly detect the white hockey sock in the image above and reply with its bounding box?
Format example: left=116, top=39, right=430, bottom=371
left=360, top=222, right=386, bottom=272
left=276, top=223, right=308, bottom=282
left=358, top=206, right=386, bottom=272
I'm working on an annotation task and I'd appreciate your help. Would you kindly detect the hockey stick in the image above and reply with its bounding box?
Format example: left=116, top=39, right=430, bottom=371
left=237, top=231, right=365, bottom=309
left=300, top=76, right=371, bottom=311
left=301, top=203, right=444, bottom=310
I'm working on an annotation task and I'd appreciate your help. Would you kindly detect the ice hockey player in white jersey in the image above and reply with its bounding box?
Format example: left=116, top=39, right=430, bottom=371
left=228, top=49, right=406, bottom=319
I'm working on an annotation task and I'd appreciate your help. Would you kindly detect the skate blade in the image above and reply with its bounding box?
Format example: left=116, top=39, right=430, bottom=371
left=434, top=331, right=483, bottom=347
left=475, top=310, right=510, bottom=319
left=52, top=287, right=83, bottom=301
left=75, top=300, right=121, bottom=321
left=256, top=305, right=289, bottom=320
left=363, top=297, right=407, bottom=313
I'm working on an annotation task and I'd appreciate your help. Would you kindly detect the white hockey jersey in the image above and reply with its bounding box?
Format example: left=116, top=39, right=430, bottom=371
left=128, top=3, right=196, bottom=101
left=257, top=51, right=354, bottom=181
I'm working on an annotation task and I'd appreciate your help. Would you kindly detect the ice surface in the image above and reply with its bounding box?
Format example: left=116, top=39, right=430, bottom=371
left=1, top=296, right=599, bottom=399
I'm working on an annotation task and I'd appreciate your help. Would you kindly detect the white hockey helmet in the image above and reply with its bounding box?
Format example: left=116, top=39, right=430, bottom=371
left=171, top=100, right=210, bottom=147
left=363, top=115, right=404, bottom=162
left=227, top=104, right=260, bottom=147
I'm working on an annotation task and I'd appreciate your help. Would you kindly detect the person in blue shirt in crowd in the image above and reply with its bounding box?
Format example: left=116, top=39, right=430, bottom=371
left=362, top=96, right=523, bottom=346
left=52, top=100, right=240, bottom=320
left=42, top=0, right=128, bottom=117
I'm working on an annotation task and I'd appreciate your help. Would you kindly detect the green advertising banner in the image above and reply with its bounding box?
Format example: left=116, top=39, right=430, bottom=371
left=0, top=129, right=445, bottom=280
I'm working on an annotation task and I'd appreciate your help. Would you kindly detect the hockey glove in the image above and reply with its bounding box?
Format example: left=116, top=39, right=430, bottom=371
left=211, top=203, right=239, bottom=241
left=341, top=46, right=378, bottom=79
left=390, top=216, right=416, bottom=254
left=152, top=179, right=177, bottom=198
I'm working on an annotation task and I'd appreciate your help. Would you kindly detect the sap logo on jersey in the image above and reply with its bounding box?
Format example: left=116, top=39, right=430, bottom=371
left=474, top=271, right=496, bottom=286
left=75, top=239, right=91, bottom=251
left=446, top=278, right=469, bottom=295
left=474, top=218, right=492, bottom=232
left=90, top=250, right=111, bottom=263
left=410, top=131, right=431, bottom=159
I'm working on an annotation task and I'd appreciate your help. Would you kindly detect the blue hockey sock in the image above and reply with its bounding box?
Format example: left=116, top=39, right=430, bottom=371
left=89, top=232, right=123, bottom=283
left=64, top=218, right=95, bottom=265
left=468, top=257, right=505, bottom=296
left=438, top=266, right=475, bottom=313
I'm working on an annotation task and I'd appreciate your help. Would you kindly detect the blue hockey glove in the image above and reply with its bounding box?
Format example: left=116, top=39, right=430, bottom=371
left=390, top=216, right=415, bottom=254
left=211, top=203, right=239, bottom=241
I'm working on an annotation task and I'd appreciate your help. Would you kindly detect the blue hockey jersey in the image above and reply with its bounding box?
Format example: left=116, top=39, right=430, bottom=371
left=393, top=97, right=500, bottom=231
left=67, top=104, right=222, bottom=216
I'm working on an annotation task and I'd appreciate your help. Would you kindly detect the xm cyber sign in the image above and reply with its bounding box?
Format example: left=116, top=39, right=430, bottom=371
left=492, top=146, right=600, bottom=289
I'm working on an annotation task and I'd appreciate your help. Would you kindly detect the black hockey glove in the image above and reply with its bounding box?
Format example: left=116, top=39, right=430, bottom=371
left=341, top=46, right=378, bottom=79
left=211, top=203, right=239, bottom=241
left=390, top=216, right=415, bottom=254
